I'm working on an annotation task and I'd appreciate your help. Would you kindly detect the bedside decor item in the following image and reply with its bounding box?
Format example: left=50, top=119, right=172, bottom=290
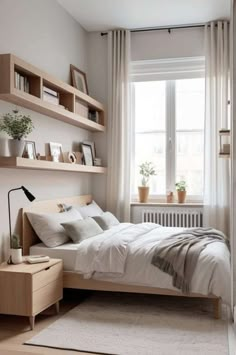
left=7, top=186, right=35, bottom=264
left=175, top=181, right=187, bottom=203
left=22, top=140, right=37, bottom=159
left=70, top=64, right=89, bottom=94
left=49, top=142, right=63, bottom=162
left=10, top=234, right=23, bottom=264
left=81, top=143, right=94, bottom=166
left=0, top=109, right=34, bottom=157
left=74, top=151, right=83, bottom=164
left=138, top=162, right=156, bottom=203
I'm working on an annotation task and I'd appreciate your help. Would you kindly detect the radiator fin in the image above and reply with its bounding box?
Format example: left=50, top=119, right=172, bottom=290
left=142, top=208, right=203, bottom=227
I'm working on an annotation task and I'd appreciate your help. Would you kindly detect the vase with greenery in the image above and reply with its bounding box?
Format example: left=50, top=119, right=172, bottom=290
left=0, top=109, right=34, bottom=157
left=138, top=161, right=156, bottom=203
left=10, top=234, right=23, bottom=264
left=175, top=180, right=187, bottom=203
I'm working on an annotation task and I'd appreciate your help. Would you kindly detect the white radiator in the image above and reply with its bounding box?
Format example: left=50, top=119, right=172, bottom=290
left=142, top=207, right=203, bottom=227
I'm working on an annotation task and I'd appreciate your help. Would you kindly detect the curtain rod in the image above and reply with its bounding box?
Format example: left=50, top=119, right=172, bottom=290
left=100, top=22, right=224, bottom=36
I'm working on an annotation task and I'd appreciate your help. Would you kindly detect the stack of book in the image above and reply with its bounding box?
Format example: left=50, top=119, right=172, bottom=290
left=88, top=110, right=99, bottom=123
left=15, top=71, right=30, bottom=93
left=43, top=86, right=60, bottom=106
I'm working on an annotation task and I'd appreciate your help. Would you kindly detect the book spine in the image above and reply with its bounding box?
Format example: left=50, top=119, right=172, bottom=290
left=43, top=86, right=58, bottom=97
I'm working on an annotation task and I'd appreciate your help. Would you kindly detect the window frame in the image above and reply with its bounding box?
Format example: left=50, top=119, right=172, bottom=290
left=131, top=57, right=205, bottom=203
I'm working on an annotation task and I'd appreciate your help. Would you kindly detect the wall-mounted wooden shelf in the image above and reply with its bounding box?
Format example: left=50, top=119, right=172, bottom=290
left=0, top=54, right=105, bottom=132
left=0, top=157, right=106, bottom=174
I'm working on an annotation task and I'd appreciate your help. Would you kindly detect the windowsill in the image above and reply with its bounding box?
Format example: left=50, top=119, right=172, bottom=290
left=131, top=201, right=203, bottom=207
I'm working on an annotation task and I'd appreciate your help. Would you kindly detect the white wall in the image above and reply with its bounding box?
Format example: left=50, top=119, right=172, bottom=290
left=87, top=27, right=205, bottom=214
left=0, top=0, right=91, bottom=261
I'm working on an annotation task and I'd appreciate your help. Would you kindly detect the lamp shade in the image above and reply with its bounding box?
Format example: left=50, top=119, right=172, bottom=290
left=21, top=186, right=35, bottom=202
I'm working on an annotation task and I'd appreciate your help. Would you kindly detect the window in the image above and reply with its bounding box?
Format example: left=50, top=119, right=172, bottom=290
left=132, top=58, right=205, bottom=201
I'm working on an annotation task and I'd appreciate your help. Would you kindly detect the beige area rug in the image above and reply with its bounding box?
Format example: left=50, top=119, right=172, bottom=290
left=25, top=292, right=229, bottom=355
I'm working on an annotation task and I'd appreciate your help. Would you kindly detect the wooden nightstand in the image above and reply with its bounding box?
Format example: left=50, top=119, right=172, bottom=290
left=0, top=258, right=63, bottom=330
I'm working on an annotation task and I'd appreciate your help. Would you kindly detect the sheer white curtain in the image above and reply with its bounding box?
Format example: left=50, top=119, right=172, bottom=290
left=106, top=30, right=131, bottom=221
left=204, top=21, right=230, bottom=234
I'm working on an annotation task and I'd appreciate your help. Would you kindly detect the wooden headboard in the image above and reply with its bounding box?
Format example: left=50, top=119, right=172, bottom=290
left=22, top=194, right=92, bottom=255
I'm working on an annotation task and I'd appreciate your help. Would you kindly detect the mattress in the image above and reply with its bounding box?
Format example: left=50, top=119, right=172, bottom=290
left=30, top=242, right=78, bottom=271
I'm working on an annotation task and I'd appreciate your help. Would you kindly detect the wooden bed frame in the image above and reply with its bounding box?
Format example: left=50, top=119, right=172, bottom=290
left=22, top=194, right=222, bottom=319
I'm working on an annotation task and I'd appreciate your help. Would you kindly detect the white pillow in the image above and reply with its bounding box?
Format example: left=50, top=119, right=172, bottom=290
left=59, top=200, right=104, bottom=218
left=78, top=200, right=104, bottom=218
left=92, top=212, right=120, bottom=230
left=27, top=208, right=83, bottom=247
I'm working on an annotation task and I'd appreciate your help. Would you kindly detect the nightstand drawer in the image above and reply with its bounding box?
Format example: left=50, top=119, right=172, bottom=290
left=32, top=262, right=62, bottom=291
left=33, top=277, right=62, bottom=315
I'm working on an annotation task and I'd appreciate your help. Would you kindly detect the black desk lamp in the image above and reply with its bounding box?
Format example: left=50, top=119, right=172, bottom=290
left=8, top=186, right=35, bottom=264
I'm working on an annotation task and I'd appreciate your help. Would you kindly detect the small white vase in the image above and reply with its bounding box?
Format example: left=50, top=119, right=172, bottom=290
left=8, top=139, right=25, bottom=157
left=11, top=248, right=23, bottom=264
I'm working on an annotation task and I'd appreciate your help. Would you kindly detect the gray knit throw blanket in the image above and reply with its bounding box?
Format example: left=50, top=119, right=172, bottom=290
left=151, top=228, right=229, bottom=294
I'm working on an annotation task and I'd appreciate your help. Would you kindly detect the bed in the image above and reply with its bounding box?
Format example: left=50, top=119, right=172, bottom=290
left=22, top=195, right=230, bottom=319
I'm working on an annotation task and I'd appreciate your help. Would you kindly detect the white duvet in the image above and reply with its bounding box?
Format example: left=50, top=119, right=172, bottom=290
left=74, top=223, right=230, bottom=303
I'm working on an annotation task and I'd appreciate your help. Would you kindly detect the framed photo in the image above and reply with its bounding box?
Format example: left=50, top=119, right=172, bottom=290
left=49, top=142, right=64, bottom=162
left=70, top=64, right=89, bottom=94
left=22, top=141, right=36, bottom=159
left=81, top=143, right=94, bottom=166
left=83, top=141, right=96, bottom=160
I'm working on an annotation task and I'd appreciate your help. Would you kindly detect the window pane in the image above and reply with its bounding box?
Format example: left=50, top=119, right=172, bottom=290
left=134, top=133, right=166, bottom=194
left=176, top=78, right=204, bottom=196
left=135, top=81, right=166, bottom=132
left=176, top=78, right=205, bottom=130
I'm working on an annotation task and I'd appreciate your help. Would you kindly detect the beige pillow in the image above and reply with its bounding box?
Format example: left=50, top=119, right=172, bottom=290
left=92, top=212, right=120, bottom=230
left=61, top=217, right=103, bottom=243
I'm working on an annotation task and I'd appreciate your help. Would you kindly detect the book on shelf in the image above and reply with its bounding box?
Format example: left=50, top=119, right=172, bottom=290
left=43, top=91, right=60, bottom=105
left=43, top=86, right=59, bottom=97
left=15, top=71, right=30, bottom=93
left=88, top=110, right=99, bottom=123
left=75, top=100, right=89, bottom=117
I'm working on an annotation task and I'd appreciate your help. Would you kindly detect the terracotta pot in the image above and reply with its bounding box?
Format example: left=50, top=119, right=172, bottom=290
left=177, top=190, right=186, bottom=203
left=138, top=186, right=149, bottom=203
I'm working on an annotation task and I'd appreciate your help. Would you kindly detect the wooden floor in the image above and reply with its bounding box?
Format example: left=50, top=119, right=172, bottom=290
left=0, top=289, right=97, bottom=355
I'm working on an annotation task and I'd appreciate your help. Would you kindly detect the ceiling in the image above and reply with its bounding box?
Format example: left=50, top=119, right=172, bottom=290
left=57, top=0, right=230, bottom=32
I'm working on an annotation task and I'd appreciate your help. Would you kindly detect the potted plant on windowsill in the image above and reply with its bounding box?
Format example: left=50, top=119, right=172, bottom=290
left=10, top=234, right=23, bottom=264
left=175, top=180, right=187, bottom=203
left=0, top=109, right=34, bottom=157
left=138, top=161, right=156, bottom=203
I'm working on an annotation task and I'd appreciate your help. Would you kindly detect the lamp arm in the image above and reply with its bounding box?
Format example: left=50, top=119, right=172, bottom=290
left=8, top=187, right=22, bottom=247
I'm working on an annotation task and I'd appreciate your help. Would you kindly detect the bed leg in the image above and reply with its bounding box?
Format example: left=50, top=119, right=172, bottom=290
left=213, top=298, right=222, bottom=319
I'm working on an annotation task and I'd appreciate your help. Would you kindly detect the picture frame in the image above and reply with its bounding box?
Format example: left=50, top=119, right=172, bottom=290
left=82, top=141, right=96, bottom=160
left=81, top=143, right=94, bottom=166
left=22, top=141, right=37, bottom=159
left=70, top=64, right=89, bottom=95
left=49, top=142, right=64, bottom=162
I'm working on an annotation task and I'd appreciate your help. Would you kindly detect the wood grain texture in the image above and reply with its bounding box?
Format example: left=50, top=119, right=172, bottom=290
left=0, top=54, right=105, bottom=132
left=0, top=157, right=107, bottom=173
left=0, top=259, right=63, bottom=322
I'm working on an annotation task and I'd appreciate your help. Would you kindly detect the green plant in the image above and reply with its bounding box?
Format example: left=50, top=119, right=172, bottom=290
left=0, top=109, right=34, bottom=140
left=175, top=180, right=187, bottom=191
left=139, top=161, right=156, bottom=187
left=11, top=234, right=21, bottom=249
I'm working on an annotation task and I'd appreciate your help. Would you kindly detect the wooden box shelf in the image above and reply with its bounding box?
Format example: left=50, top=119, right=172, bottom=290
left=0, top=157, right=106, bottom=174
left=0, top=54, right=105, bottom=132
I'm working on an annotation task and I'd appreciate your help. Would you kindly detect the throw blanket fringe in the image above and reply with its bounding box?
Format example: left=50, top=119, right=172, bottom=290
left=151, top=228, right=229, bottom=294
